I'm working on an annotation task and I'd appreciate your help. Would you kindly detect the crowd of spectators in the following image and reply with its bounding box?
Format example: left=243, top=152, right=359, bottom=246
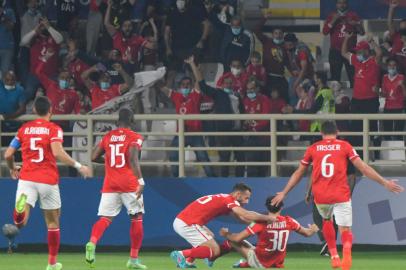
left=0, top=0, right=406, bottom=176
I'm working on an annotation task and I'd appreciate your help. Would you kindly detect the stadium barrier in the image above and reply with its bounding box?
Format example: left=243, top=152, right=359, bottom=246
left=0, top=177, right=405, bottom=247
left=1, top=114, right=406, bottom=177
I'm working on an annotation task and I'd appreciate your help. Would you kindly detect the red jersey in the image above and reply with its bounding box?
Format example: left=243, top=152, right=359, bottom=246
left=113, top=32, right=146, bottom=64
left=170, top=90, right=202, bottom=132
left=246, top=64, right=267, bottom=84
left=390, top=32, right=406, bottom=74
left=177, top=194, right=240, bottom=226
left=216, top=72, right=249, bottom=97
left=99, top=128, right=144, bottom=193
left=16, top=119, right=63, bottom=185
left=269, top=98, right=286, bottom=114
left=382, top=74, right=405, bottom=110
left=246, top=216, right=301, bottom=268
left=243, top=94, right=271, bottom=131
left=323, top=11, right=361, bottom=51
left=350, top=54, right=379, bottom=99
left=35, top=62, right=81, bottom=115
left=91, top=84, right=121, bottom=110
left=30, top=35, right=59, bottom=78
left=67, top=58, right=91, bottom=89
left=295, top=49, right=314, bottom=80
left=301, top=138, right=359, bottom=204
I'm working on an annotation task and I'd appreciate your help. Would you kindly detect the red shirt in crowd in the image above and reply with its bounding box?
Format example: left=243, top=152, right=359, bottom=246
left=247, top=216, right=301, bottom=268
left=301, top=138, right=359, bottom=204
left=113, top=32, right=146, bottom=64
left=99, top=127, right=144, bottom=193
left=390, top=32, right=406, bottom=74
left=246, top=63, right=267, bottom=84
left=177, top=194, right=240, bottom=226
left=91, top=84, right=122, bottom=110
left=382, top=74, right=405, bottom=110
left=67, top=58, right=90, bottom=89
left=350, top=54, right=379, bottom=100
left=269, top=98, right=286, bottom=114
left=170, top=90, right=202, bottom=132
left=35, top=62, right=81, bottom=115
left=295, top=49, right=314, bottom=80
left=30, top=35, right=60, bottom=78
left=16, top=119, right=63, bottom=185
left=243, top=94, right=271, bottom=131
left=323, top=11, right=361, bottom=51
left=216, top=72, right=249, bottom=97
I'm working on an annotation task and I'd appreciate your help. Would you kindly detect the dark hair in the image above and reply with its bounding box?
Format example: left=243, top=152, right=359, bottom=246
left=321, top=121, right=338, bottom=135
left=179, top=76, right=192, bottom=85
left=386, top=57, right=399, bottom=66
left=284, top=33, right=298, bottom=43
left=265, top=196, right=283, bottom=213
left=315, top=71, right=328, bottom=86
left=232, top=183, right=252, bottom=193
left=118, top=108, right=134, bottom=126
left=34, top=96, right=51, bottom=116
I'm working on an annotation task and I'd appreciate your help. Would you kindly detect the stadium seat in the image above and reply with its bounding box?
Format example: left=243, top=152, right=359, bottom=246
left=380, top=141, right=406, bottom=161
left=285, top=140, right=311, bottom=161
left=199, top=63, right=224, bottom=88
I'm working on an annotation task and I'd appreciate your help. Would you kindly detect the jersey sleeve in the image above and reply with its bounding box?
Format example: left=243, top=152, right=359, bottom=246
left=246, top=222, right=265, bottom=235
left=345, top=142, right=359, bottom=161
left=130, top=133, right=144, bottom=150
left=300, top=146, right=313, bottom=166
left=226, top=196, right=241, bottom=209
left=286, top=216, right=301, bottom=232
left=50, top=125, right=64, bottom=143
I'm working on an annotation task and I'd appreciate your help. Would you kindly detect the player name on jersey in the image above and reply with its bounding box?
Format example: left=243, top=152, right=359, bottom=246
left=316, top=144, right=341, bottom=151
left=110, top=135, right=126, bottom=142
left=267, top=221, right=288, bottom=230
left=24, top=127, right=50, bottom=135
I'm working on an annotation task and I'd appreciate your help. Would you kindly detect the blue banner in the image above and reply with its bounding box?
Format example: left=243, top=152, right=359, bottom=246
left=0, top=177, right=405, bottom=248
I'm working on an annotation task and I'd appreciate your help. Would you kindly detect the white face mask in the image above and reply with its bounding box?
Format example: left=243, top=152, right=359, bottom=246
left=4, top=84, right=16, bottom=91
left=176, top=0, right=186, bottom=10
left=231, top=67, right=241, bottom=76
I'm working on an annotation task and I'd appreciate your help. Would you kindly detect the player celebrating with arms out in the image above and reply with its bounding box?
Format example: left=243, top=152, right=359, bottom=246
left=272, top=121, right=404, bottom=270
left=4, top=96, right=92, bottom=270
left=171, top=183, right=275, bottom=269
left=220, top=195, right=319, bottom=268
left=85, top=108, right=147, bottom=270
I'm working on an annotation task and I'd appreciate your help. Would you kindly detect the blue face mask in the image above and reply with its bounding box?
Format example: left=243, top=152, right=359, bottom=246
left=223, top=88, right=233, bottom=94
left=247, top=92, right=257, bottom=100
left=231, top=27, right=241, bottom=35
left=388, top=68, right=398, bottom=76
left=180, top=88, right=191, bottom=97
left=356, top=54, right=366, bottom=62
left=59, top=80, right=69, bottom=89
left=100, top=82, right=110, bottom=90
left=273, top=38, right=283, bottom=45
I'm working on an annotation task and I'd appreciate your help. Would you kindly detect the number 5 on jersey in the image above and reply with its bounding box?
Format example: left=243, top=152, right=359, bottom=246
left=30, top=138, right=44, bottom=163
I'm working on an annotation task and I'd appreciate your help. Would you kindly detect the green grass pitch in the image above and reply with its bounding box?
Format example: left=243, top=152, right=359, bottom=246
left=0, top=251, right=405, bottom=270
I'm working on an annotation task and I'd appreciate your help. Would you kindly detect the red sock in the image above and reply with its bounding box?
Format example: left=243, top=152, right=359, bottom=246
left=90, top=217, right=112, bottom=244
left=186, top=257, right=195, bottom=264
left=130, top=215, right=144, bottom=259
left=13, top=209, right=26, bottom=227
left=211, top=240, right=232, bottom=261
left=48, top=228, right=60, bottom=265
left=182, top=246, right=212, bottom=259
left=239, top=261, right=250, bottom=268
left=322, top=220, right=338, bottom=257
left=341, top=231, right=353, bottom=251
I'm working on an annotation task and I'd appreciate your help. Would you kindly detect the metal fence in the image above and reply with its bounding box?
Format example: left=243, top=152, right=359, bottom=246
left=1, top=113, right=406, bottom=177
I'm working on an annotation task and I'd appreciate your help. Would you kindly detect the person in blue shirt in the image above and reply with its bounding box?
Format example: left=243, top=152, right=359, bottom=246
left=0, top=5, right=16, bottom=76
left=0, top=71, right=26, bottom=120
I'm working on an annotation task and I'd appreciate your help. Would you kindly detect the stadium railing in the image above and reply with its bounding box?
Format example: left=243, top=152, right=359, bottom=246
left=1, top=113, right=406, bottom=177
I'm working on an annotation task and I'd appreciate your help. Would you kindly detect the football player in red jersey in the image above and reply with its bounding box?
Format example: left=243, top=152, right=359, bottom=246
left=220, top=196, right=319, bottom=268
left=272, top=121, right=404, bottom=270
left=4, top=96, right=92, bottom=270
left=170, top=183, right=275, bottom=268
left=85, top=108, right=147, bottom=269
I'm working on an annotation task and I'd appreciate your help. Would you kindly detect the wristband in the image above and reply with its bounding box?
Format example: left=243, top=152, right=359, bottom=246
left=138, top=178, right=145, bottom=185
left=73, top=161, right=82, bottom=170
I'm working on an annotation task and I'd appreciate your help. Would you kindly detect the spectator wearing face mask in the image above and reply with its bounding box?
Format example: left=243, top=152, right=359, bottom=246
left=20, top=17, right=63, bottom=101
left=105, top=0, right=156, bottom=68
left=387, top=0, right=406, bottom=74
left=342, top=34, right=382, bottom=151
left=323, top=0, right=364, bottom=84
left=255, top=11, right=290, bottom=103
left=81, top=63, right=134, bottom=110
left=242, top=77, right=271, bottom=177
left=186, top=55, right=243, bottom=177
left=0, top=71, right=26, bottom=120
left=246, top=51, right=266, bottom=91
left=158, top=75, right=215, bottom=178
left=216, top=59, right=249, bottom=98
left=0, top=3, right=16, bottom=77
left=381, top=58, right=406, bottom=140
left=220, top=15, right=254, bottom=69
left=165, top=0, right=210, bottom=70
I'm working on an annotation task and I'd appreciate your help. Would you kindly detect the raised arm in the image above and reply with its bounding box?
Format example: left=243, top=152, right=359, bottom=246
left=114, top=63, right=134, bottom=94
left=104, top=0, right=117, bottom=37
left=369, top=37, right=383, bottom=64
left=164, top=25, right=172, bottom=57
left=388, top=0, right=398, bottom=36
left=352, top=158, right=404, bottom=193
left=341, top=32, right=352, bottom=61
left=81, top=65, right=98, bottom=90
left=42, top=18, right=63, bottom=44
